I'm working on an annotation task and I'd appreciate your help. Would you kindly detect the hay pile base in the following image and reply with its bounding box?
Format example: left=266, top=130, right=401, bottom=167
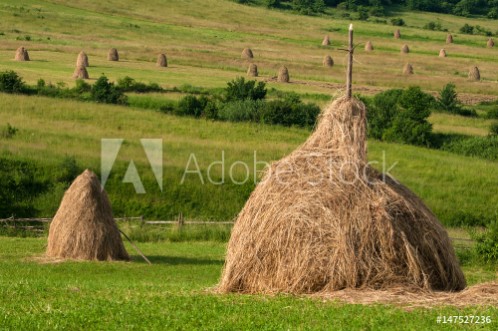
left=46, top=169, right=129, bottom=261
left=365, top=41, right=373, bottom=51
left=439, top=49, right=447, bottom=57
left=247, top=63, right=258, bottom=77
left=394, top=29, right=401, bottom=39
left=446, top=34, right=453, bottom=43
left=72, top=66, right=89, bottom=79
left=322, top=35, right=330, bottom=46
left=76, top=51, right=89, bottom=67
left=157, top=53, right=167, bottom=67
left=468, top=66, right=480, bottom=81
left=403, top=63, right=414, bottom=74
left=401, top=44, right=410, bottom=53
left=217, top=97, right=465, bottom=294
left=241, top=48, right=253, bottom=59
left=15, top=47, right=30, bottom=61
left=323, top=55, right=334, bottom=67
left=108, top=48, right=119, bottom=61
left=487, top=38, right=494, bottom=48
left=277, top=66, right=289, bottom=83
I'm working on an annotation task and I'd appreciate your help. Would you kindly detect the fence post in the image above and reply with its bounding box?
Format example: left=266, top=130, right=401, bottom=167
left=177, top=213, right=184, bottom=228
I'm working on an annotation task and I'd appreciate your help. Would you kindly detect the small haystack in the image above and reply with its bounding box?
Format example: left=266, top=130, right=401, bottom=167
left=72, top=65, right=89, bottom=79
left=217, top=95, right=466, bottom=294
left=277, top=66, right=289, bottom=83
left=14, top=46, right=30, bottom=61
left=394, top=29, right=401, bottom=39
left=241, top=48, right=254, bottom=59
left=364, top=41, right=373, bottom=51
left=46, top=169, right=129, bottom=261
left=247, top=63, right=258, bottom=77
left=323, top=55, right=334, bottom=67
left=157, top=53, right=167, bottom=67
left=322, top=35, right=330, bottom=46
left=446, top=34, right=453, bottom=44
left=468, top=66, right=480, bottom=81
left=403, top=63, right=414, bottom=75
left=401, top=44, right=410, bottom=54
left=439, top=49, right=447, bottom=57
left=76, top=51, right=89, bottom=67
left=108, top=48, right=119, bottom=61
left=487, top=38, right=494, bottom=48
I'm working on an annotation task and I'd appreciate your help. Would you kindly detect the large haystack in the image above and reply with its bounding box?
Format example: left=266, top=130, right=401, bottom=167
left=439, top=49, right=447, bottom=57
left=72, top=65, right=89, bottom=79
left=157, top=53, right=168, bottom=67
left=323, top=55, right=334, bottom=67
left=247, top=63, right=258, bottom=77
left=277, top=66, right=289, bottom=83
left=364, top=41, right=373, bottom=51
left=394, top=29, right=401, bottom=39
left=446, top=34, right=453, bottom=44
left=403, top=63, right=414, bottom=75
left=401, top=44, right=409, bottom=54
left=487, top=38, right=494, bottom=48
left=76, top=51, right=89, bottom=67
left=241, top=48, right=254, bottom=59
left=14, top=46, right=30, bottom=61
left=468, top=66, right=480, bottom=81
left=322, top=35, right=330, bottom=46
left=46, top=169, right=129, bottom=261
left=108, top=48, right=119, bottom=61
left=217, top=96, right=465, bottom=294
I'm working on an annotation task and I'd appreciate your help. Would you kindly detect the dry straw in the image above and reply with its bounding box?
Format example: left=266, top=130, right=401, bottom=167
left=487, top=38, right=494, bottom=48
left=157, top=53, right=167, bottom=67
left=364, top=41, right=373, bottom=51
left=241, top=48, right=254, bottom=59
left=323, top=55, right=334, bottom=67
left=247, top=63, right=258, bottom=77
left=108, top=48, right=119, bottom=61
left=322, top=35, right=330, bottom=46
left=468, top=66, right=480, bottom=81
left=72, top=66, right=89, bottom=79
left=446, top=34, right=453, bottom=44
left=15, top=46, right=30, bottom=61
left=394, top=29, right=401, bottom=39
left=401, top=44, right=410, bottom=53
left=76, top=51, right=89, bottom=67
left=217, top=96, right=466, bottom=294
left=46, top=170, right=129, bottom=261
left=439, top=49, right=447, bottom=57
left=403, top=63, right=414, bottom=75
left=277, top=66, right=289, bottom=83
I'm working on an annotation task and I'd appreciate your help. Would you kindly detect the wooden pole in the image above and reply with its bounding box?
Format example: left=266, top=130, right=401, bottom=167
left=346, top=24, right=354, bottom=99
left=119, top=229, right=152, bottom=265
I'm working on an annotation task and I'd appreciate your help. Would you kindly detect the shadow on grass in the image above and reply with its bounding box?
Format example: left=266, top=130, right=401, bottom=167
left=131, top=255, right=224, bottom=266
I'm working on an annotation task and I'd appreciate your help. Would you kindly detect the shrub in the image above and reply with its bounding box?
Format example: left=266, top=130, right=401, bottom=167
left=0, top=123, right=18, bottom=139
left=423, top=21, right=443, bottom=31
left=489, top=122, right=498, bottom=136
left=116, top=76, right=163, bottom=93
left=73, top=79, right=91, bottom=94
left=91, top=75, right=127, bottom=105
left=441, top=135, right=498, bottom=161
left=0, top=70, right=26, bottom=94
left=225, top=77, right=267, bottom=102
left=473, top=220, right=498, bottom=262
left=177, top=95, right=208, bottom=117
left=218, top=99, right=264, bottom=122
left=261, top=93, right=320, bottom=128
left=459, top=23, right=474, bottom=34
left=390, top=18, right=405, bottom=26
left=485, top=107, right=498, bottom=119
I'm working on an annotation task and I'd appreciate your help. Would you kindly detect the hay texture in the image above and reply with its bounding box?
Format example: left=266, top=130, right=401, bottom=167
left=468, top=66, right=480, bottom=81
left=46, top=169, right=129, bottom=261
left=157, top=53, right=167, bottom=67
left=277, top=66, right=289, bottom=83
left=72, top=66, right=89, bottom=79
left=15, top=46, right=30, bottom=61
left=76, top=51, right=89, bottom=67
left=487, top=38, right=494, bottom=48
left=247, top=63, right=258, bottom=77
left=217, top=96, right=465, bottom=294
left=401, top=44, right=410, bottom=54
left=446, top=34, right=453, bottom=44
left=323, top=55, right=334, bottom=67
left=364, top=41, right=373, bottom=51
left=241, top=48, right=254, bottom=59
left=322, top=35, right=330, bottom=46
left=439, top=49, right=447, bottom=57
left=108, top=48, right=119, bottom=61
left=403, top=63, right=414, bottom=75
left=394, top=29, right=401, bottom=39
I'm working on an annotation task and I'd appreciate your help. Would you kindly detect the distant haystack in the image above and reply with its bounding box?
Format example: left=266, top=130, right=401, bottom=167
left=394, top=29, right=401, bottom=39
left=365, top=41, right=373, bottom=51
left=247, top=63, right=258, bottom=77
left=76, top=51, right=89, bottom=67
left=322, top=35, right=330, bottom=46
left=401, top=44, right=410, bottom=54
left=487, top=38, right=494, bottom=48
left=277, top=66, right=289, bottom=83
left=242, top=48, right=254, bottom=59
left=46, top=170, right=129, bottom=261
left=72, top=65, right=89, bottom=79
left=323, top=55, right=334, bottom=67
left=108, top=48, right=119, bottom=61
left=468, top=66, right=480, bottom=81
left=403, top=63, right=414, bottom=75
left=15, top=46, right=30, bottom=61
left=446, top=34, right=453, bottom=44
left=439, top=49, right=447, bottom=57
left=157, top=53, right=168, bottom=67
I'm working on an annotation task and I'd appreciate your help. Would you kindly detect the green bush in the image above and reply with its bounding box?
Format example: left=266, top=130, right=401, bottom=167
left=473, top=220, right=498, bottom=262
left=225, top=77, right=267, bottom=102
left=116, top=76, right=163, bottom=93
left=436, top=83, right=476, bottom=117
left=390, top=17, right=405, bottom=26
left=0, top=123, right=18, bottom=139
left=441, top=135, right=498, bottom=161
left=0, top=70, right=26, bottom=94
left=261, top=93, right=320, bottom=128
left=90, top=75, right=127, bottom=105
left=218, top=99, right=264, bottom=122
left=177, top=95, right=208, bottom=117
